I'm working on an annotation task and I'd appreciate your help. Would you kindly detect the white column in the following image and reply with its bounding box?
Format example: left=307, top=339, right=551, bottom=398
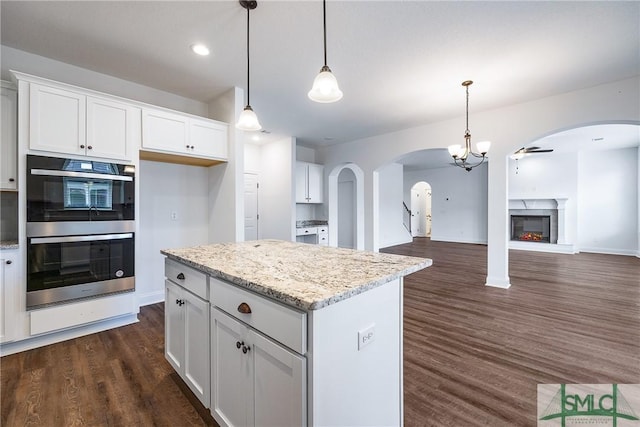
left=485, top=149, right=511, bottom=288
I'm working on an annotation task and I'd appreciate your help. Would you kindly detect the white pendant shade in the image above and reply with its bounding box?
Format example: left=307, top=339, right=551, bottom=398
left=308, top=67, right=343, bottom=103
left=236, top=106, right=262, bottom=131
left=476, top=140, right=491, bottom=154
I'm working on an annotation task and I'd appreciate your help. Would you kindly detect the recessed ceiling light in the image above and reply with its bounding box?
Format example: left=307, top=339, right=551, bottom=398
left=191, top=44, right=210, bottom=56
left=592, top=137, right=604, bottom=142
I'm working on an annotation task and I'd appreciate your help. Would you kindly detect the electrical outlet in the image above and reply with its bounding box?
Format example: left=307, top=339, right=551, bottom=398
left=358, top=324, right=375, bottom=350
left=170, top=212, right=178, bottom=221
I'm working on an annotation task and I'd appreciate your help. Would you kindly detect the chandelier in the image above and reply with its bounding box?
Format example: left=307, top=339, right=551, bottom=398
left=447, top=80, right=490, bottom=171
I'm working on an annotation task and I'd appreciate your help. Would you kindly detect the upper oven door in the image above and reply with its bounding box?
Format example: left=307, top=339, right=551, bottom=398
left=27, top=155, right=135, bottom=222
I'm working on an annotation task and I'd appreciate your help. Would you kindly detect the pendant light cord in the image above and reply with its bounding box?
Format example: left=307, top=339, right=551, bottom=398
left=246, top=5, right=251, bottom=106
left=323, top=0, right=327, bottom=66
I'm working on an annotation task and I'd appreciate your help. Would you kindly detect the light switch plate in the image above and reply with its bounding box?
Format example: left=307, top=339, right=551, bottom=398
left=358, top=324, right=375, bottom=350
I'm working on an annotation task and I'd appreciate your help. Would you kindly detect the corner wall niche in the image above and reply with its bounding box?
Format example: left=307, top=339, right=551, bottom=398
left=508, top=198, right=574, bottom=253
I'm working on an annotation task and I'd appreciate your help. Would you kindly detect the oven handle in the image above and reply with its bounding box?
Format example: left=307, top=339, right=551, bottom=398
left=30, top=233, right=133, bottom=244
left=30, top=169, right=133, bottom=182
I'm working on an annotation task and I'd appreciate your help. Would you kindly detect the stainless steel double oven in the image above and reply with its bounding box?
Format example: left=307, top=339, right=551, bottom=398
left=26, top=155, right=135, bottom=309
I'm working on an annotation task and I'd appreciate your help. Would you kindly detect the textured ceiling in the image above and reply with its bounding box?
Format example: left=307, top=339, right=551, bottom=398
left=1, top=1, right=639, bottom=147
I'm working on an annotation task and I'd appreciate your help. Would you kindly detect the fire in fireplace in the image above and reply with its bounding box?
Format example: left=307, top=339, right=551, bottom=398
left=511, top=215, right=551, bottom=243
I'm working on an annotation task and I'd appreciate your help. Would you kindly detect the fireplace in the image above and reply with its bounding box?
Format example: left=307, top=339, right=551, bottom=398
left=511, top=215, right=551, bottom=242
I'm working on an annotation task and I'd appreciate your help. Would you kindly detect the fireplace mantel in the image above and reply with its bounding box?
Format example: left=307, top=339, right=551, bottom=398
left=508, top=198, right=568, bottom=210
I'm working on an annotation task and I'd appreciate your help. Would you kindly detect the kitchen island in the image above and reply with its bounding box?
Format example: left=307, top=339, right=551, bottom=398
left=162, top=239, right=431, bottom=427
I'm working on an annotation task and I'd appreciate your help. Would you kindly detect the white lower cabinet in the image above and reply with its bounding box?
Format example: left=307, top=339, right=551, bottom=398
left=165, top=279, right=210, bottom=407
left=0, top=252, right=17, bottom=343
left=211, top=307, right=306, bottom=427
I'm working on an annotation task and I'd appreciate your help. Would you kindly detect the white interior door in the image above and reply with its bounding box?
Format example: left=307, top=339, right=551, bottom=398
left=244, top=173, right=259, bottom=241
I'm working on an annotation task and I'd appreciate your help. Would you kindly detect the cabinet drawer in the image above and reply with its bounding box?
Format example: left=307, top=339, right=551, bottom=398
left=165, top=258, right=209, bottom=301
left=318, top=226, right=328, bottom=234
left=296, top=227, right=317, bottom=237
left=318, top=234, right=328, bottom=246
left=210, top=277, right=306, bottom=354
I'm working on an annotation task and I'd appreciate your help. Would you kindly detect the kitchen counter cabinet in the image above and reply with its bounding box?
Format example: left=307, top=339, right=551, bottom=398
left=296, top=162, right=323, bottom=204
left=0, top=249, right=17, bottom=343
left=162, top=240, right=430, bottom=427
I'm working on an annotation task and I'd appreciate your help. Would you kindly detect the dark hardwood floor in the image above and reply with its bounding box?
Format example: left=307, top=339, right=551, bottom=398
left=1, top=304, right=217, bottom=427
left=384, top=238, right=640, bottom=426
left=1, top=239, right=638, bottom=426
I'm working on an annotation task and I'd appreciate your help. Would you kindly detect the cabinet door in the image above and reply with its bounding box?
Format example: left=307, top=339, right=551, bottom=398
left=183, top=290, right=210, bottom=407
left=165, top=280, right=184, bottom=372
left=295, top=163, right=308, bottom=203
left=1, top=85, right=17, bottom=190
left=307, top=163, right=324, bottom=203
left=142, top=109, right=188, bottom=153
left=29, top=83, right=86, bottom=155
left=190, top=118, right=228, bottom=160
left=250, top=330, right=306, bottom=427
left=87, top=97, right=136, bottom=161
left=0, top=255, right=16, bottom=343
left=211, top=308, right=251, bottom=427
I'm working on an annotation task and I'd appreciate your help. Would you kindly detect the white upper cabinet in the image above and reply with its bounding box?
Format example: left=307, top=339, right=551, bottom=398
left=189, top=118, right=228, bottom=159
left=29, top=83, right=86, bottom=156
left=86, top=96, right=137, bottom=160
left=28, top=83, right=136, bottom=161
left=296, top=161, right=324, bottom=204
left=142, top=109, right=189, bottom=153
left=142, top=108, right=228, bottom=163
left=1, top=83, right=18, bottom=190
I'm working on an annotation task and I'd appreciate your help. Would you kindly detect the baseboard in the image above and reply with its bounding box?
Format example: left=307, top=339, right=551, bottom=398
left=485, top=276, right=511, bottom=289
left=430, top=236, right=488, bottom=245
left=137, top=290, right=165, bottom=307
left=0, top=313, right=139, bottom=357
left=578, top=247, right=639, bottom=257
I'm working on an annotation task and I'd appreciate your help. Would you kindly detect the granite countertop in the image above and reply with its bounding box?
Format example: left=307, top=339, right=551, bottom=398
left=296, top=220, right=328, bottom=228
left=162, top=239, right=431, bottom=311
left=0, top=240, right=19, bottom=250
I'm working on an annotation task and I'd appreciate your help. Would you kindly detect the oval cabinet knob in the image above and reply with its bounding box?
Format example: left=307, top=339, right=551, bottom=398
left=8, top=178, right=15, bottom=182
left=80, top=144, right=85, bottom=149
left=242, top=345, right=251, bottom=354
left=87, top=145, right=93, bottom=150
left=237, top=302, right=252, bottom=314
left=6, top=260, right=12, bottom=265
left=236, top=341, right=243, bottom=349
left=177, top=273, right=185, bottom=280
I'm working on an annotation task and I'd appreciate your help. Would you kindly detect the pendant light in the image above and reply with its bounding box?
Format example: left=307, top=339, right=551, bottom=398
left=447, top=80, right=491, bottom=171
left=308, top=0, right=343, bottom=103
left=236, top=0, right=262, bottom=131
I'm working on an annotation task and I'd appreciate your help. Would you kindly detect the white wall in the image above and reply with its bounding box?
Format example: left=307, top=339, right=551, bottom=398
left=208, top=87, right=245, bottom=243
left=376, top=163, right=412, bottom=248
left=508, top=153, right=578, bottom=246
left=245, top=142, right=261, bottom=173
left=137, top=161, right=210, bottom=305
left=577, top=147, right=638, bottom=255
left=320, top=76, right=640, bottom=287
left=1, top=45, right=208, bottom=116
left=258, top=138, right=296, bottom=241
left=404, top=164, right=488, bottom=244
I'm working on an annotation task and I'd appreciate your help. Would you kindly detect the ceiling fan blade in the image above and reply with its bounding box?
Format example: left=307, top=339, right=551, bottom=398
left=525, top=146, right=541, bottom=151
left=528, top=149, right=554, bottom=153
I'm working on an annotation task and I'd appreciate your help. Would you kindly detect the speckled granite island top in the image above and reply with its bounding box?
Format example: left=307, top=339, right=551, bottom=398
left=162, top=239, right=431, bottom=311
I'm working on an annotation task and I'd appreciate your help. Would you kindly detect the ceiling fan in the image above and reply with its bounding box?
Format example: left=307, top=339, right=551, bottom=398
left=511, top=146, right=553, bottom=174
left=512, top=146, right=554, bottom=157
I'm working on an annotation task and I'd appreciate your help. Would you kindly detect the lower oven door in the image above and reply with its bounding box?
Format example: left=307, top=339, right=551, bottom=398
left=27, top=233, right=135, bottom=309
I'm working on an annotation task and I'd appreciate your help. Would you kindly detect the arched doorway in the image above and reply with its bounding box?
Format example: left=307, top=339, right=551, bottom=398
left=328, top=163, right=365, bottom=250
left=410, top=181, right=432, bottom=238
